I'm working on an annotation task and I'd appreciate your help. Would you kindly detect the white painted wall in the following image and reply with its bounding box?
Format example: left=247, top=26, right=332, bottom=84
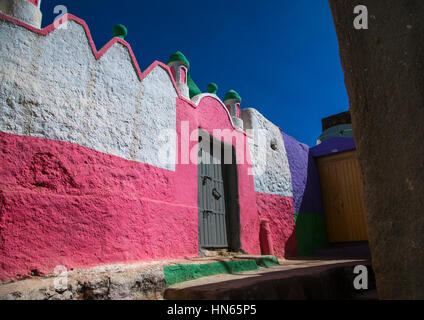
left=0, top=0, right=42, bottom=29
left=0, top=19, right=177, bottom=171
left=241, top=108, right=293, bottom=197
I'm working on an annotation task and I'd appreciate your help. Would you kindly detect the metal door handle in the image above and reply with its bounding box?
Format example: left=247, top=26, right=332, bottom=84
left=212, top=188, right=222, bottom=200
left=203, top=210, right=213, bottom=217
left=202, top=176, right=212, bottom=185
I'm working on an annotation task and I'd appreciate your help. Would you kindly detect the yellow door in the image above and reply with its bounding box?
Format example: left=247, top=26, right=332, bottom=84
left=316, top=151, right=368, bottom=243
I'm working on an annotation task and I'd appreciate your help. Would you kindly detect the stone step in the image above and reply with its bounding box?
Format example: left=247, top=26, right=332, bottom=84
left=164, top=259, right=375, bottom=300
left=233, top=255, right=280, bottom=267
left=163, top=258, right=271, bottom=287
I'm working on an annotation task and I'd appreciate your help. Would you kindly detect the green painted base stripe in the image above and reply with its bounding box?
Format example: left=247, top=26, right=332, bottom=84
left=294, top=213, right=328, bottom=256
left=257, top=256, right=280, bottom=268
left=164, top=260, right=259, bottom=286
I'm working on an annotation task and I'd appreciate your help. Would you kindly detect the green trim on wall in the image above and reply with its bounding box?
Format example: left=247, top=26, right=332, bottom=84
left=257, top=256, right=280, bottom=268
left=167, top=51, right=190, bottom=68
left=188, top=73, right=202, bottom=98
left=294, top=213, right=328, bottom=256
left=112, top=24, right=128, bottom=39
left=223, top=90, right=242, bottom=102
left=165, top=51, right=203, bottom=98
left=206, top=82, right=218, bottom=94
left=163, top=260, right=259, bottom=286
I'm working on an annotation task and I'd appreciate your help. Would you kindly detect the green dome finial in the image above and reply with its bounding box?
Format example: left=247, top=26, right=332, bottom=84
left=206, top=83, right=218, bottom=94
left=167, top=51, right=190, bottom=68
left=113, top=24, right=128, bottom=39
left=224, top=90, right=242, bottom=102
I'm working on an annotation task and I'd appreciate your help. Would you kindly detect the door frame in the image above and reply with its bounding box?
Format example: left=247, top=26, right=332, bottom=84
left=197, top=129, right=241, bottom=252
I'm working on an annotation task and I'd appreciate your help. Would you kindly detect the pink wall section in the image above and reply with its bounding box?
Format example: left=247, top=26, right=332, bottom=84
left=180, top=67, right=187, bottom=84
left=255, top=193, right=298, bottom=257
left=0, top=94, right=263, bottom=281
left=26, top=0, right=40, bottom=6
left=0, top=12, right=297, bottom=281
left=0, top=131, right=198, bottom=281
left=178, top=96, right=261, bottom=257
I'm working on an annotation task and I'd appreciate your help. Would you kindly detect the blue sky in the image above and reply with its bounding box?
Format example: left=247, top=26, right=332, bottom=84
left=40, top=0, right=348, bottom=146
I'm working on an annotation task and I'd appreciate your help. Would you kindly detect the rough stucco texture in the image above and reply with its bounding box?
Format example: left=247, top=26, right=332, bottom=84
left=0, top=12, right=302, bottom=280
left=0, top=0, right=42, bottom=28
left=255, top=193, right=297, bottom=257
left=0, top=19, right=177, bottom=171
left=0, top=132, right=198, bottom=281
left=240, top=109, right=297, bottom=257
left=0, top=13, right=263, bottom=280
left=282, top=131, right=327, bottom=255
left=0, top=94, right=262, bottom=281
left=281, top=132, right=323, bottom=215
left=241, top=108, right=292, bottom=197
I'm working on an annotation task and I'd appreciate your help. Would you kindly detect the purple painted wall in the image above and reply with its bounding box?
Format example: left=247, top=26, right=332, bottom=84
left=310, top=137, right=355, bottom=158
left=281, top=131, right=323, bottom=215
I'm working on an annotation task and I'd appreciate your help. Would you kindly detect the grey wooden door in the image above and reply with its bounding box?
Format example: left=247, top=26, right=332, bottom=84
left=198, top=142, right=228, bottom=248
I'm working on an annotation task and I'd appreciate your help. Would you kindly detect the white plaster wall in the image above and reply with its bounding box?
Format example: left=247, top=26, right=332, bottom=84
left=167, top=61, right=189, bottom=99
left=0, top=19, right=177, bottom=171
left=241, top=108, right=293, bottom=197
left=232, top=116, right=244, bottom=130
left=0, top=0, right=42, bottom=29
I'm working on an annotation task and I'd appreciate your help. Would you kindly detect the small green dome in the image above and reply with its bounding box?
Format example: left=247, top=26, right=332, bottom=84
left=224, top=90, right=241, bottom=102
left=167, top=51, right=190, bottom=68
left=206, top=83, right=218, bottom=94
left=113, top=24, right=128, bottom=39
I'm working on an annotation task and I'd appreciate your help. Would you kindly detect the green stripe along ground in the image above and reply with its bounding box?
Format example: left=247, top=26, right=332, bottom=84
left=164, top=257, right=280, bottom=286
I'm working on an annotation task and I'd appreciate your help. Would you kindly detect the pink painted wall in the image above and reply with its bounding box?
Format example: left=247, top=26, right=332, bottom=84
left=0, top=93, right=262, bottom=281
left=0, top=132, right=198, bottom=280
left=180, top=66, right=187, bottom=84
left=255, top=193, right=298, bottom=257
left=26, top=0, right=40, bottom=6
left=0, top=12, right=298, bottom=281
left=192, top=96, right=261, bottom=255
